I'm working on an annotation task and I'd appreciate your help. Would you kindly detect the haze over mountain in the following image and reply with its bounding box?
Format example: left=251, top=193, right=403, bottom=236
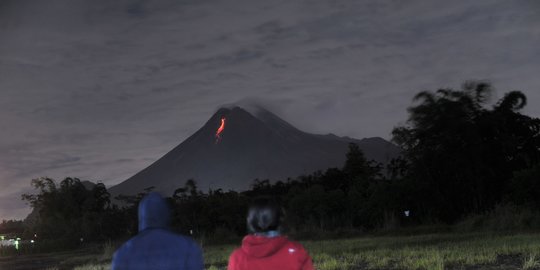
left=110, top=106, right=400, bottom=196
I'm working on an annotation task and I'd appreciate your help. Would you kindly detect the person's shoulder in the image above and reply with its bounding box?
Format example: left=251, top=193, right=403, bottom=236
left=167, top=232, right=203, bottom=251
left=114, top=234, right=139, bottom=252
left=229, top=243, right=246, bottom=259
left=228, top=246, right=245, bottom=265
left=143, top=228, right=193, bottom=240
left=229, top=243, right=243, bottom=255
left=134, top=229, right=201, bottom=248
left=169, top=232, right=198, bottom=244
left=282, top=237, right=313, bottom=268
left=283, top=237, right=305, bottom=248
left=112, top=236, right=137, bottom=265
left=283, top=237, right=309, bottom=256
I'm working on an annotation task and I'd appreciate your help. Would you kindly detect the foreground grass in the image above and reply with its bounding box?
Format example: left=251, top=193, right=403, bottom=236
left=4, top=232, right=540, bottom=269
left=202, top=232, right=540, bottom=270
left=304, top=233, right=540, bottom=270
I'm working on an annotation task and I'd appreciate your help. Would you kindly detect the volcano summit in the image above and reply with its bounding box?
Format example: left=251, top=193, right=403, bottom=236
left=109, top=106, right=400, bottom=197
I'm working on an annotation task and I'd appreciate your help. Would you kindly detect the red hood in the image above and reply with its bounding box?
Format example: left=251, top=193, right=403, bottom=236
left=240, top=235, right=288, bottom=258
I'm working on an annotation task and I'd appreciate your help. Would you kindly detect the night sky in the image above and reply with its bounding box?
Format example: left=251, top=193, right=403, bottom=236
left=1, top=0, right=539, bottom=220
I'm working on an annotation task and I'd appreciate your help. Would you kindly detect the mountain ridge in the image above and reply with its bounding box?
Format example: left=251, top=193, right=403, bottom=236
left=109, top=106, right=400, bottom=197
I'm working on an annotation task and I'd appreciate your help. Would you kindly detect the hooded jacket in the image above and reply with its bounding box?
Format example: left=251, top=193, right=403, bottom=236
left=228, top=235, right=314, bottom=270
left=112, top=193, right=204, bottom=270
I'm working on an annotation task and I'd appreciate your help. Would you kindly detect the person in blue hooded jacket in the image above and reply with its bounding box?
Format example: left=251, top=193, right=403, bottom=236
left=112, top=192, right=204, bottom=270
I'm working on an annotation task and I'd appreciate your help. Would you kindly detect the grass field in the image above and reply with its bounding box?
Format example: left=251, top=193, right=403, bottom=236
left=3, top=232, right=540, bottom=269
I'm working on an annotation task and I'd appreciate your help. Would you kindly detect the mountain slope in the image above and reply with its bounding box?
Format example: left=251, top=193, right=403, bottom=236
left=109, top=106, right=400, bottom=196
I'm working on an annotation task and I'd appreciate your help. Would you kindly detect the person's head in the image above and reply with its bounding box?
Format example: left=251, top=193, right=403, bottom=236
left=138, top=192, right=171, bottom=232
left=246, top=197, right=283, bottom=234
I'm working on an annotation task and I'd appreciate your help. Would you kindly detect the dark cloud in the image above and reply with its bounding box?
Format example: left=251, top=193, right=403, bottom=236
left=0, top=0, right=539, bottom=219
left=126, top=0, right=147, bottom=17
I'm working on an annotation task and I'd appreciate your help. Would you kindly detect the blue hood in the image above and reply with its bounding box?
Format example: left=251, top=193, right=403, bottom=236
left=113, top=192, right=204, bottom=270
left=138, top=192, right=171, bottom=231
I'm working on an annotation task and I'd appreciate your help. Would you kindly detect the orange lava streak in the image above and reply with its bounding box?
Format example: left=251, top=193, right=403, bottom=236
left=215, top=117, right=226, bottom=143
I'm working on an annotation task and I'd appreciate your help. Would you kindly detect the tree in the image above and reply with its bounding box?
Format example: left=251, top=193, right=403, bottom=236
left=22, top=177, right=113, bottom=245
left=0, top=220, right=24, bottom=235
left=507, top=163, right=540, bottom=208
left=392, top=81, right=540, bottom=222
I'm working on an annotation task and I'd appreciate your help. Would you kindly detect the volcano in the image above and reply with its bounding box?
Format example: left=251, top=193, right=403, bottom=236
left=109, top=106, right=400, bottom=197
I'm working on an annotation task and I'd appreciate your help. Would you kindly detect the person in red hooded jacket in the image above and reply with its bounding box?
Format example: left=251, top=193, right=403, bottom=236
left=228, top=197, right=315, bottom=270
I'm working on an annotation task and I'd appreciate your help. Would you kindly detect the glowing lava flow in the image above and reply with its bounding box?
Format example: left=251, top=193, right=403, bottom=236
left=215, top=117, right=226, bottom=143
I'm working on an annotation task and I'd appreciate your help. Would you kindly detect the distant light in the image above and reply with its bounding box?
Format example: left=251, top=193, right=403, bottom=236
left=404, top=210, right=410, bottom=217
left=31, top=240, right=35, bottom=243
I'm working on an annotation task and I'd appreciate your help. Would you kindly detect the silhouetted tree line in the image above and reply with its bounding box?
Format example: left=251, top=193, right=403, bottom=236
left=18, top=81, right=540, bottom=245
left=20, top=177, right=127, bottom=246
left=391, top=81, right=540, bottom=223
left=0, top=220, right=24, bottom=235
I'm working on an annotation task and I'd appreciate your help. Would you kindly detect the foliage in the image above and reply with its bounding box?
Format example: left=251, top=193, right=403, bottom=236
left=506, top=163, right=540, bottom=209
left=391, top=81, right=540, bottom=222
left=0, top=219, right=24, bottom=235
left=456, top=203, right=540, bottom=232
left=21, top=177, right=117, bottom=245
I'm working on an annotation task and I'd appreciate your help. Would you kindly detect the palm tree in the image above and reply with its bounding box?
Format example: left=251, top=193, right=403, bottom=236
left=392, top=81, right=540, bottom=222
